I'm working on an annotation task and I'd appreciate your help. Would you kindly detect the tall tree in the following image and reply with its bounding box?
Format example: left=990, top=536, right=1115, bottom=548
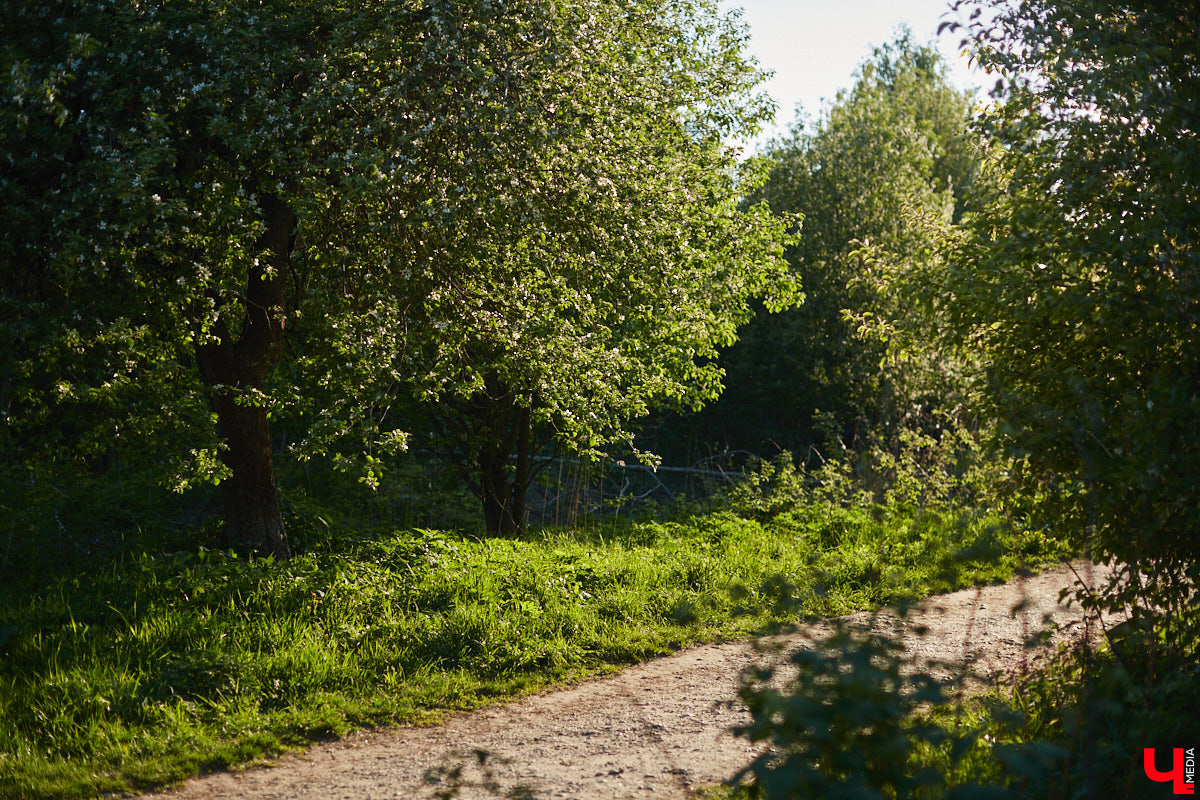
left=394, top=2, right=793, bottom=533
left=675, top=33, right=978, bottom=458
left=944, top=0, right=1200, bottom=597
left=1, top=0, right=790, bottom=547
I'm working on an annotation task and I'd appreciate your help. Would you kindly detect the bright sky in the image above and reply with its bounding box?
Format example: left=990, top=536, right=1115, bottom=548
left=718, top=0, right=986, bottom=150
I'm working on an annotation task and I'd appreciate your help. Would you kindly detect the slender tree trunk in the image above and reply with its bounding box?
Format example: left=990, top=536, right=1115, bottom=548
left=508, top=404, right=531, bottom=532
left=195, top=193, right=294, bottom=559
left=474, top=384, right=532, bottom=536
left=479, top=445, right=508, bottom=535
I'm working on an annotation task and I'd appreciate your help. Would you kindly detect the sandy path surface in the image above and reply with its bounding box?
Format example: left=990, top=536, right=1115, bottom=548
left=143, top=561, right=1116, bottom=800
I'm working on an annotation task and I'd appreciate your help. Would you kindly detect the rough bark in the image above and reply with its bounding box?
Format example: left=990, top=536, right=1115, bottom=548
left=211, top=392, right=290, bottom=558
left=195, top=193, right=294, bottom=559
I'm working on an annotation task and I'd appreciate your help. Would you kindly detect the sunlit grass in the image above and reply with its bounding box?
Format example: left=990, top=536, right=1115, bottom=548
left=0, top=500, right=1067, bottom=800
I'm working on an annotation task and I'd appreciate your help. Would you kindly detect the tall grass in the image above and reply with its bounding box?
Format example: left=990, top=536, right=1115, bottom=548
left=0, top=462, right=1066, bottom=800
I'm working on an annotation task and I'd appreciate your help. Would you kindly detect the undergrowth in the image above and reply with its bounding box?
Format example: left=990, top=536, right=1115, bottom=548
left=724, top=585, right=1200, bottom=800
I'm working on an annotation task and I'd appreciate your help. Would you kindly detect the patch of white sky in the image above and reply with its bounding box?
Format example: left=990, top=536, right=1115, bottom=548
left=719, top=0, right=990, bottom=153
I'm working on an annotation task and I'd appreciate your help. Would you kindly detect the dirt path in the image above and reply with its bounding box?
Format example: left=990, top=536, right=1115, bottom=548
left=143, top=561, right=1117, bottom=800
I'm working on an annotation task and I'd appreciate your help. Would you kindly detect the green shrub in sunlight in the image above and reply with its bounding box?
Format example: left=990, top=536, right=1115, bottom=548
left=731, top=622, right=958, bottom=799
left=721, top=419, right=1022, bottom=524
left=860, top=417, right=1012, bottom=516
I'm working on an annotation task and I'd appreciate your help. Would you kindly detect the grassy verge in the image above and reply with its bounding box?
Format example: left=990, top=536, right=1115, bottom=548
left=0, top=490, right=1066, bottom=800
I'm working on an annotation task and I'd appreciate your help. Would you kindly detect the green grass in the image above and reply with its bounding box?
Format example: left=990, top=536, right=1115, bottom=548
left=0, top=491, right=1067, bottom=800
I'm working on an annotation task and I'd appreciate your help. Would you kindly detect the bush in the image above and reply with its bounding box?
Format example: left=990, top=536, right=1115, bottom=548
left=732, top=622, right=959, bottom=799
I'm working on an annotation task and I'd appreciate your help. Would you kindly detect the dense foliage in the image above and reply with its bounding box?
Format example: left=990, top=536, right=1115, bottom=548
left=671, top=34, right=980, bottom=458
left=733, top=1, right=1200, bottom=797
left=944, top=0, right=1199, bottom=610
left=5, top=0, right=1196, bottom=796
left=1, top=0, right=791, bottom=548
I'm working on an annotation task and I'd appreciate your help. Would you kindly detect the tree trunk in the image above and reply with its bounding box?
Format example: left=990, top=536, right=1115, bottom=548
left=195, top=193, right=295, bottom=559
left=212, top=391, right=290, bottom=558
left=508, top=403, right=531, bottom=532
left=475, top=383, right=532, bottom=536
left=479, top=444, right=510, bottom=535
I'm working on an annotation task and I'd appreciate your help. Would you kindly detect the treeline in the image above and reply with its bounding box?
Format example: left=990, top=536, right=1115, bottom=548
left=729, top=0, right=1200, bottom=796
left=0, top=0, right=999, bottom=554
left=4, top=0, right=1197, bottom=607
left=4, top=0, right=1199, bottom=613
left=656, top=31, right=981, bottom=463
